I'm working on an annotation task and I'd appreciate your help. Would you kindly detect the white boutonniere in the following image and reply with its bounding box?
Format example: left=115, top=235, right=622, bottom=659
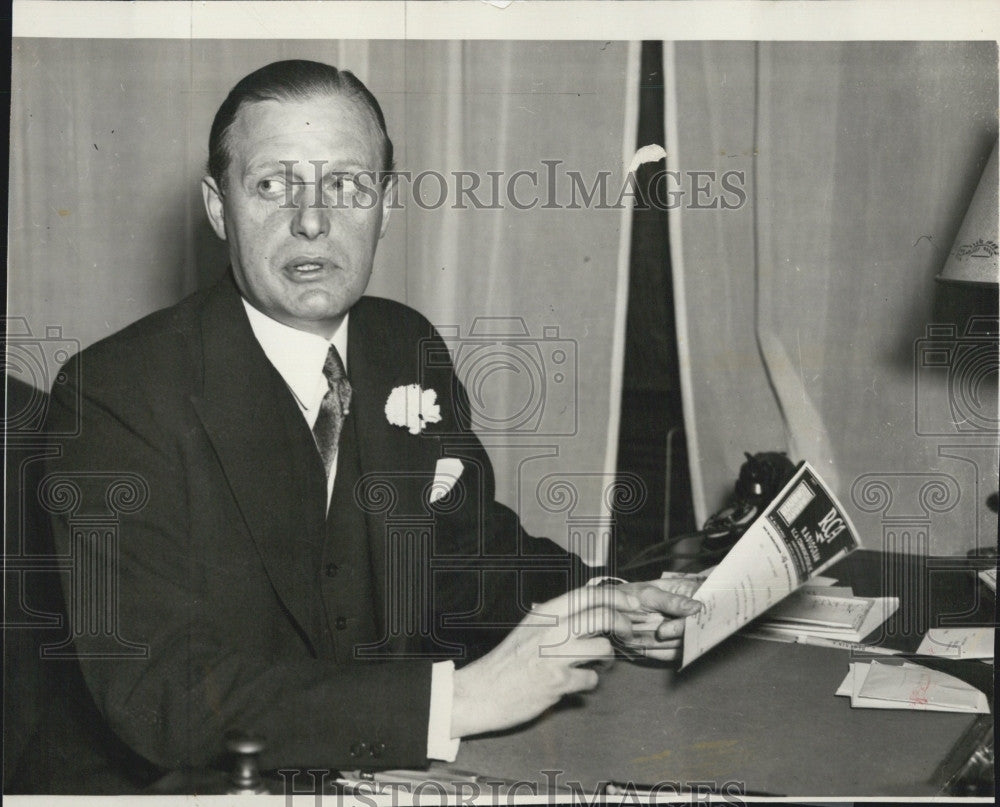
left=385, top=384, right=442, bottom=435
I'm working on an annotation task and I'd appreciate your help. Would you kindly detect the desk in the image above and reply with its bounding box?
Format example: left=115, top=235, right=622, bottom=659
left=448, top=551, right=995, bottom=797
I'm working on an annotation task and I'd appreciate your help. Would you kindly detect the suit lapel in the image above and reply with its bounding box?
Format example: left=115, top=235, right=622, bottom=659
left=191, top=278, right=327, bottom=652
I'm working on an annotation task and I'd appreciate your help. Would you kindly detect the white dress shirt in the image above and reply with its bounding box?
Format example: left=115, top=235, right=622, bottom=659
left=242, top=299, right=460, bottom=762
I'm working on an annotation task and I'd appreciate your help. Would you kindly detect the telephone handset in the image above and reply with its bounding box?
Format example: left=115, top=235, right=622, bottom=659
left=620, top=451, right=797, bottom=574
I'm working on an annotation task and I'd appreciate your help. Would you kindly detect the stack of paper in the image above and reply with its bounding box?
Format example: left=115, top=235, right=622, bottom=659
left=754, top=588, right=899, bottom=643
left=978, top=567, right=997, bottom=593
left=836, top=660, right=990, bottom=714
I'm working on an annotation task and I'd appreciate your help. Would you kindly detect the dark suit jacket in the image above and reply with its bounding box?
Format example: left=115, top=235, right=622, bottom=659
left=40, top=273, right=583, bottom=789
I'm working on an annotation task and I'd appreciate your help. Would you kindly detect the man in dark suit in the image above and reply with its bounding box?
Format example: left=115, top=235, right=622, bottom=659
left=40, top=60, right=701, bottom=791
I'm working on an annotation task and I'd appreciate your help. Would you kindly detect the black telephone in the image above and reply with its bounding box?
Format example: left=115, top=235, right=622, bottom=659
left=620, top=451, right=797, bottom=574
left=699, top=451, right=797, bottom=559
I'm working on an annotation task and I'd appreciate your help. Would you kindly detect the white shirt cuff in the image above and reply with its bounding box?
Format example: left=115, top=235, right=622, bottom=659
left=426, top=660, right=460, bottom=762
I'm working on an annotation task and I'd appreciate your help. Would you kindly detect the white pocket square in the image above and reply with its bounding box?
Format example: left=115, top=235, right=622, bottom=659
left=429, top=458, right=464, bottom=503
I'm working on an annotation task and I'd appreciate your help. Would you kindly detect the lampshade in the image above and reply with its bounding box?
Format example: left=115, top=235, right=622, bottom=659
left=937, top=141, right=999, bottom=287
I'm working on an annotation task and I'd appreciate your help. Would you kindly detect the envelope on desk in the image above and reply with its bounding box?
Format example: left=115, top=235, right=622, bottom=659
left=836, top=660, right=989, bottom=714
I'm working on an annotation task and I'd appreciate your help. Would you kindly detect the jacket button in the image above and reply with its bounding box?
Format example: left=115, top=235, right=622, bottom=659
left=335, top=616, right=348, bottom=630
left=370, top=741, right=386, bottom=758
left=350, top=741, right=367, bottom=758
left=324, top=563, right=339, bottom=578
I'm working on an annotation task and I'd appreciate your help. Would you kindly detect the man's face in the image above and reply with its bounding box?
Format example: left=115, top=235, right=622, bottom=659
left=202, top=92, right=392, bottom=337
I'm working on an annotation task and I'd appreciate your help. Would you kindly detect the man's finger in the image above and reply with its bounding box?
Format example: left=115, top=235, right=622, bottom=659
left=645, top=576, right=702, bottom=598
left=569, top=605, right=636, bottom=639
left=565, top=667, right=600, bottom=693
left=568, top=635, right=615, bottom=662
left=653, top=616, right=685, bottom=641
left=638, top=646, right=680, bottom=663
left=634, top=585, right=703, bottom=618
left=622, top=633, right=682, bottom=650
left=534, top=585, right=640, bottom=623
left=578, top=584, right=647, bottom=617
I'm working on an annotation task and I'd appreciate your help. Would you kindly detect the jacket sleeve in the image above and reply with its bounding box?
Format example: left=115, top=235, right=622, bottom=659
left=44, top=352, right=434, bottom=775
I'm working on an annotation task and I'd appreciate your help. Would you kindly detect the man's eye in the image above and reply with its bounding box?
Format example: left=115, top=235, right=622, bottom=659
left=256, top=178, right=287, bottom=199
left=324, top=174, right=357, bottom=196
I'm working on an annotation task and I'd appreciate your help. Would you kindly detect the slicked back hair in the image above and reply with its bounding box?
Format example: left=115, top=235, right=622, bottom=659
left=208, top=59, right=394, bottom=189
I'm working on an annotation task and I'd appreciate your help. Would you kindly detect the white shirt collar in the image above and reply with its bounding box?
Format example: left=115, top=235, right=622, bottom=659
left=242, top=299, right=349, bottom=416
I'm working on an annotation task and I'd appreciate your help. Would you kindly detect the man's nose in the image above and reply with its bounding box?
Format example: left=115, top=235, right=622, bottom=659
left=289, top=190, right=331, bottom=240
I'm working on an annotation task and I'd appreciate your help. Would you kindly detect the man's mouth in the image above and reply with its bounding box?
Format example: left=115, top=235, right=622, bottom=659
left=283, top=258, right=333, bottom=278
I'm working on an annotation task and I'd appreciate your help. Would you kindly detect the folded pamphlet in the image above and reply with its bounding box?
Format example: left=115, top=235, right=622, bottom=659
left=682, top=461, right=859, bottom=667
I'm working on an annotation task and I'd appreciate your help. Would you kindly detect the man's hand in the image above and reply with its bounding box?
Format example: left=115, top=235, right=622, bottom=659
left=450, top=586, right=641, bottom=739
left=612, top=577, right=703, bottom=662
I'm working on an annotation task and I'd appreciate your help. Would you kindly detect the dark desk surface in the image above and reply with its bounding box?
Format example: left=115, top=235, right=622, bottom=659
left=449, top=551, right=996, bottom=797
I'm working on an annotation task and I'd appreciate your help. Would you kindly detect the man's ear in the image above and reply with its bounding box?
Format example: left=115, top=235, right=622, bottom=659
left=201, top=176, right=227, bottom=241
left=378, top=173, right=398, bottom=239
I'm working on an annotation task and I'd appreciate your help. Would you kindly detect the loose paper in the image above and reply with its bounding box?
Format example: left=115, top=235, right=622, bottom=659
left=916, top=627, right=994, bottom=660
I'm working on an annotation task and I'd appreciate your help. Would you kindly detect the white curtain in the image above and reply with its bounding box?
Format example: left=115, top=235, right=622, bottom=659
left=669, top=42, right=998, bottom=554
left=9, top=39, right=637, bottom=559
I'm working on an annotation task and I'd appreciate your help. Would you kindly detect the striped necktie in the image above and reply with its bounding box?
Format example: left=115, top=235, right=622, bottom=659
left=313, top=345, right=352, bottom=477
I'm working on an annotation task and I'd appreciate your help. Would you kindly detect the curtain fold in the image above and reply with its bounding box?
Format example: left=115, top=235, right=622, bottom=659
left=670, top=41, right=998, bottom=553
